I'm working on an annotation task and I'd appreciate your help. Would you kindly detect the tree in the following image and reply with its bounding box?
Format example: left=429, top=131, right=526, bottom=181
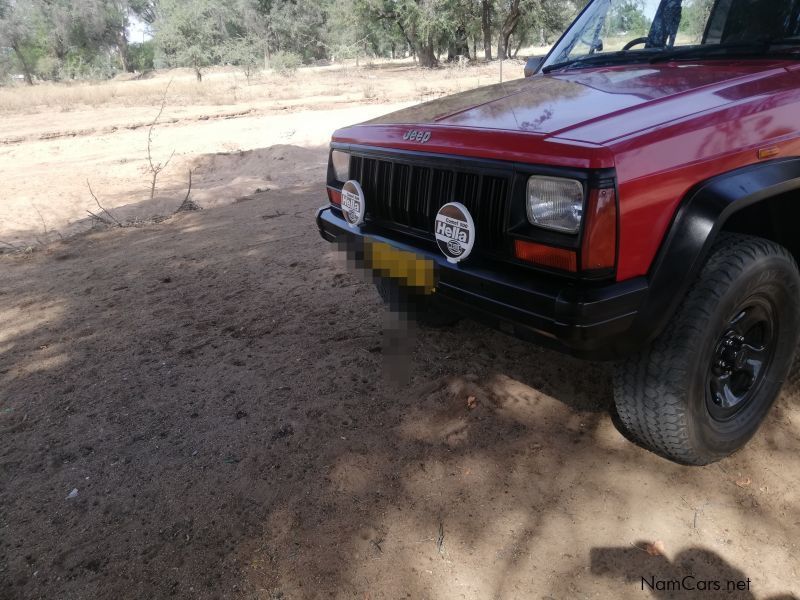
left=680, top=0, right=714, bottom=42
left=129, top=0, right=157, bottom=24
left=222, top=34, right=261, bottom=81
left=155, top=0, right=236, bottom=81
left=356, top=0, right=449, bottom=68
left=605, top=0, right=649, bottom=36
left=511, top=0, right=574, bottom=54
left=268, top=0, right=328, bottom=61
left=441, top=0, right=477, bottom=61
left=496, top=0, right=522, bottom=59
left=481, top=0, right=492, bottom=60
left=0, top=0, right=43, bottom=85
left=0, top=0, right=589, bottom=85
left=68, top=0, right=132, bottom=71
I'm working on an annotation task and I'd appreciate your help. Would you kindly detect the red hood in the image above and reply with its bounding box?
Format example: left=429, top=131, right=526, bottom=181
left=333, top=61, right=797, bottom=165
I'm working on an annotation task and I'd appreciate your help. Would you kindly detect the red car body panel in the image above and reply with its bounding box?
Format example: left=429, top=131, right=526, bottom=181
left=331, top=60, right=800, bottom=282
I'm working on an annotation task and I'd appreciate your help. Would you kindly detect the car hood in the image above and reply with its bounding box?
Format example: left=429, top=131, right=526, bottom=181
left=362, top=61, right=794, bottom=145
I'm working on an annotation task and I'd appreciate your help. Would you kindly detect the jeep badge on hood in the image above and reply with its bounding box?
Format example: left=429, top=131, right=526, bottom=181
left=403, top=129, right=432, bottom=143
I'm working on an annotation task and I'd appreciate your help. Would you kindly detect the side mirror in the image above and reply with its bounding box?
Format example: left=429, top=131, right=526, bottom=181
left=524, top=56, right=544, bottom=77
left=592, top=39, right=604, bottom=52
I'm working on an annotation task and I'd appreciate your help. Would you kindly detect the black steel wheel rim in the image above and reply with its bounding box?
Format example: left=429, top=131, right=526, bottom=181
left=706, top=297, right=777, bottom=422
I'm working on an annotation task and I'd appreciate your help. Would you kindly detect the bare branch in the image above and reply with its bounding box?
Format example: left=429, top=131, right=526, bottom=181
left=162, top=149, right=176, bottom=171
left=31, top=203, right=47, bottom=235
left=87, top=179, right=122, bottom=226
left=86, top=210, right=115, bottom=226
left=183, top=168, right=193, bottom=204
left=147, top=79, right=174, bottom=170
left=147, top=79, right=176, bottom=200
left=29, top=202, right=60, bottom=242
left=176, top=169, right=202, bottom=213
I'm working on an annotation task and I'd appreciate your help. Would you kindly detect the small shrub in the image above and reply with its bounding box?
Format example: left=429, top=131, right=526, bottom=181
left=361, top=83, right=376, bottom=99
left=270, top=51, right=302, bottom=75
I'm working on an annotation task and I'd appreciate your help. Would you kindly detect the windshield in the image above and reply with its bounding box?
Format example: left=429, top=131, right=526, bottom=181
left=542, top=0, right=800, bottom=71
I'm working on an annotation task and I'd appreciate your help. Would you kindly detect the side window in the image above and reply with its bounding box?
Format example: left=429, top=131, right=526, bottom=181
left=707, top=0, right=800, bottom=44
left=680, top=0, right=717, bottom=44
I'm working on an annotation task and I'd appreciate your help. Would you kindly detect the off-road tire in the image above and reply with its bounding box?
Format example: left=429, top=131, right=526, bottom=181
left=375, top=278, right=461, bottom=328
left=613, top=233, right=800, bottom=465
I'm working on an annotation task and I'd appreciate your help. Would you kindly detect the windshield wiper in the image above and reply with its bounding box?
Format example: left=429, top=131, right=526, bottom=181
left=543, top=38, right=800, bottom=74
left=651, top=40, right=800, bottom=64
left=542, top=51, right=647, bottom=74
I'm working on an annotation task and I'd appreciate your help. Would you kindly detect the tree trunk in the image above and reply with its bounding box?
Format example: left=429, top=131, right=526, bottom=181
left=407, top=21, right=437, bottom=68
left=116, top=32, right=130, bottom=72
left=395, top=21, right=417, bottom=64
left=447, top=25, right=470, bottom=62
left=497, top=0, right=522, bottom=60
left=12, top=45, right=34, bottom=85
left=513, top=36, right=524, bottom=58
left=481, top=0, right=493, bottom=61
left=417, top=37, right=438, bottom=68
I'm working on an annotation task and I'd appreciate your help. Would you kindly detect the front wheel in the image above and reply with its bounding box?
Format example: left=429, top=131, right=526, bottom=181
left=613, top=234, right=800, bottom=465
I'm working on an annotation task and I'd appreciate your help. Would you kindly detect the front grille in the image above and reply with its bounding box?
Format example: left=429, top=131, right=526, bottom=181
left=350, top=153, right=511, bottom=254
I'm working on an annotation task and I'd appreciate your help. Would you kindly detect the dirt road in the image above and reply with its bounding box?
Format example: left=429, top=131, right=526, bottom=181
left=0, top=62, right=510, bottom=248
left=2, top=182, right=800, bottom=599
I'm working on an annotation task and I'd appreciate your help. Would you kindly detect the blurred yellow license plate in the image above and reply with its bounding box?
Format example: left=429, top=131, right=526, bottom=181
left=365, top=240, right=436, bottom=294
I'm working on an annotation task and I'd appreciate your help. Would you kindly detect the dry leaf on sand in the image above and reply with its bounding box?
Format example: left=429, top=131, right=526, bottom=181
left=645, top=540, right=667, bottom=557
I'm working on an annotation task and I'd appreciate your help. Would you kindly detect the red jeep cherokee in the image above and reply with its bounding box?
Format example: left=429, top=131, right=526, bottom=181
left=317, top=0, right=800, bottom=465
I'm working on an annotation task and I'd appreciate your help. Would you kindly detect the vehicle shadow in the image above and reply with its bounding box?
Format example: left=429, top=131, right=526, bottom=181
left=1, top=185, right=799, bottom=599
left=0, top=143, right=328, bottom=249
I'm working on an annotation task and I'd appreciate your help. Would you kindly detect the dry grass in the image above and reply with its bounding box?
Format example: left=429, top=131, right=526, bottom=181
left=0, top=52, right=546, bottom=115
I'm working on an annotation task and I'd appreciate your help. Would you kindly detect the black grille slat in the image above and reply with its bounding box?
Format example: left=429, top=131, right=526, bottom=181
left=354, top=154, right=510, bottom=254
left=378, top=161, right=393, bottom=221
left=409, top=165, right=430, bottom=230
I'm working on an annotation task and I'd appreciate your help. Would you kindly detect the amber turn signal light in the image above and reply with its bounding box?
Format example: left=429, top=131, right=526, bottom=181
left=514, top=240, right=577, bottom=272
left=581, top=187, right=617, bottom=271
left=327, top=187, right=342, bottom=206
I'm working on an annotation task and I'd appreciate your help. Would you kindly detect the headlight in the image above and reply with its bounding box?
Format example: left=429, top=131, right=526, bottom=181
left=526, top=176, right=584, bottom=234
left=331, top=150, right=350, bottom=182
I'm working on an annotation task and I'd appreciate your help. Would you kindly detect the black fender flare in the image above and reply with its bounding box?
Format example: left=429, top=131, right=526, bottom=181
left=628, top=157, right=800, bottom=351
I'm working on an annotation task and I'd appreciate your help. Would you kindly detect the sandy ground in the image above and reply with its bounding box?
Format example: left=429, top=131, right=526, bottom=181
left=0, top=61, right=518, bottom=248
left=1, top=62, right=800, bottom=599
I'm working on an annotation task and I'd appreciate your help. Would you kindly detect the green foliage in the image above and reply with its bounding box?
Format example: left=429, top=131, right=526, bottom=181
left=223, top=34, right=262, bottom=79
left=154, top=0, right=238, bottom=79
left=58, top=50, right=120, bottom=80
left=129, top=40, right=156, bottom=71
left=680, top=0, right=715, bottom=41
left=0, top=0, right=602, bottom=86
left=129, top=0, right=157, bottom=24
left=605, top=0, right=650, bottom=36
left=0, top=0, right=134, bottom=82
left=269, top=0, right=328, bottom=61
left=270, top=50, right=302, bottom=74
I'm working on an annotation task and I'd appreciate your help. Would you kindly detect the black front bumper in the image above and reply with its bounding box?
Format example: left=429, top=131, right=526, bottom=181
left=317, top=207, right=651, bottom=360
